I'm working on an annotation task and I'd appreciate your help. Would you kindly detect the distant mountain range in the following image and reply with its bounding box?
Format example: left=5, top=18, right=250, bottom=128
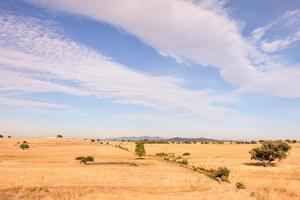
left=109, top=136, right=217, bottom=142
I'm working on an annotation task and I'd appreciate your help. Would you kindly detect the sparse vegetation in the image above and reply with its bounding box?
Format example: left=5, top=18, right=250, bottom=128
left=235, top=182, right=246, bottom=189
left=1, top=138, right=299, bottom=200
left=135, top=142, right=145, bottom=157
left=249, top=141, right=291, bottom=166
left=177, top=159, right=188, bottom=165
left=75, top=156, right=94, bottom=164
left=20, top=142, right=30, bottom=150
left=192, top=166, right=230, bottom=182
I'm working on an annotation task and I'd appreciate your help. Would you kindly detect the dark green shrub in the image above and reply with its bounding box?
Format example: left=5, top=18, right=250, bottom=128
left=75, top=156, right=94, bottom=164
left=249, top=141, right=291, bottom=166
left=135, top=142, right=145, bottom=157
left=20, top=143, right=30, bottom=150
left=211, top=167, right=230, bottom=181
left=182, top=152, right=190, bottom=156
left=177, top=159, right=188, bottom=165
left=236, top=182, right=246, bottom=189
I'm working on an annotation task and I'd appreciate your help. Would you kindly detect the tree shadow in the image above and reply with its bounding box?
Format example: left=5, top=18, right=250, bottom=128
left=242, top=162, right=277, bottom=167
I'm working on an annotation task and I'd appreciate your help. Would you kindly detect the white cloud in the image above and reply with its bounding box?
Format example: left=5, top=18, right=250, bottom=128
left=25, top=0, right=300, bottom=98
left=0, top=13, right=234, bottom=118
left=252, top=25, right=272, bottom=42
left=261, top=31, right=300, bottom=53
left=0, top=97, right=64, bottom=108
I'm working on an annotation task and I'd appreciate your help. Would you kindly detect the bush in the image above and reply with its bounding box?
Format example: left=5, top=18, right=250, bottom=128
left=236, top=182, right=246, bottom=189
left=20, top=143, right=30, bottom=150
left=23, top=141, right=27, bottom=144
left=155, top=152, right=168, bottom=157
left=249, top=141, right=291, bottom=166
left=75, top=156, right=94, bottom=164
left=177, top=159, right=188, bottom=165
left=135, top=142, right=145, bottom=157
left=8, top=136, right=11, bottom=138
left=90, top=139, right=95, bottom=142
left=250, top=140, right=257, bottom=144
left=56, top=134, right=63, bottom=138
left=0, top=135, right=3, bottom=138
left=211, top=167, right=230, bottom=181
left=182, top=152, right=190, bottom=156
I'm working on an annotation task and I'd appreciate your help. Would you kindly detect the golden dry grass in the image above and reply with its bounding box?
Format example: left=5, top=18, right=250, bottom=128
left=122, top=142, right=300, bottom=200
left=0, top=138, right=298, bottom=199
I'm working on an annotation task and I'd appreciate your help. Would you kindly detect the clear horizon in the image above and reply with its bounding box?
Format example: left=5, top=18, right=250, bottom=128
left=1, top=0, right=300, bottom=139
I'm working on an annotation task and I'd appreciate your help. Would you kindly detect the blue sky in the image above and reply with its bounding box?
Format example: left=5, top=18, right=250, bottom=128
left=0, top=0, right=300, bottom=139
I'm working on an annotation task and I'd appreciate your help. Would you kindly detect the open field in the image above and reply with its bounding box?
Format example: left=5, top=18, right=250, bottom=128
left=0, top=139, right=299, bottom=200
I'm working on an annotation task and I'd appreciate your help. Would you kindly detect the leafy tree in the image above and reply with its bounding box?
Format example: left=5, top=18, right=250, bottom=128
left=135, top=142, right=145, bottom=157
left=249, top=141, right=291, bottom=166
left=75, top=156, right=94, bottom=164
left=20, top=143, right=30, bottom=150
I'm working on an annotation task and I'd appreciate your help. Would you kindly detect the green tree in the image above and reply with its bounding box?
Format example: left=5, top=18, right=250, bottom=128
left=135, top=142, right=145, bottom=157
left=20, top=143, right=30, bottom=150
left=75, top=156, right=94, bottom=164
left=249, top=141, right=291, bottom=166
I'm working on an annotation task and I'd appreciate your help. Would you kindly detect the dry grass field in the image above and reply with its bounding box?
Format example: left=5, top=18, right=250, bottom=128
left=0, top=138, right=299, bottom=200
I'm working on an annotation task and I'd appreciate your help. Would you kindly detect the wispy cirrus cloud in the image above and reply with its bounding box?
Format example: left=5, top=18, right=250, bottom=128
left=25, top=0, right=300, bottom=98
left=0, top=13, right=234, bottom=117
left=0, top=97, right=64, bottom=108
left=252, top=9, right=300, bottom=53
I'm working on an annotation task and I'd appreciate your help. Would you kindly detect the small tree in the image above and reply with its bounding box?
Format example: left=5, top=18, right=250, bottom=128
left=90, top=139, right=95, bottom=142
left=56, top=134, right=63, bottom=138
left=75, top=156, right=94, bottom=164
left=249, top=141, right=291, bottom=166
left=135, top=142, right=145, bottom=157
left=0, top=135, right=3, bottom=138
left=20, top=143, right=30, bottom=150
